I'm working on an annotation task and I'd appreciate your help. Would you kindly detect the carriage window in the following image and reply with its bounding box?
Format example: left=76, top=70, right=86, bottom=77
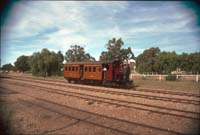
left=65, top=67, right=68, bottom=71
left=76, top=67, right=78, bottom=71
left=85, top=67, right=87, bottom=72
left=98, top=67, right=101, bottom=72
left=72, top=67, right=74, bottom=71
left=93, top=67, right=96, bottom=72
left=89, top=67, right=91, bottom=72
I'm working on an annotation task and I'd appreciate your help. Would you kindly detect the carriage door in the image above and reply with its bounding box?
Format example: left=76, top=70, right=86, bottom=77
left=80, top=65, right=84, bottom=80
left=102, top=63, right=113, bottom=81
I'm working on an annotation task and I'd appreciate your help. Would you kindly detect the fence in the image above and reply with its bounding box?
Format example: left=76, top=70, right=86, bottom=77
left=131, top=74, right=199, bottom=82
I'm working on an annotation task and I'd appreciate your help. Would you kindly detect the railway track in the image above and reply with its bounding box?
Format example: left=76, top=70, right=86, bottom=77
left=1, top=79, right=200, bottom=120
left=3, top=75, right=200, bottom=106
left=4, top=74, right=200, bottom=98
left=137, top=87, right=200, bottom=98
left=0, top=86, right=193, bottom=135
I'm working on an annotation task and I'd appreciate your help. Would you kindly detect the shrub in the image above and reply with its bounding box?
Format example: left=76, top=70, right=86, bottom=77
left=165, top=74, right=176, bottom=81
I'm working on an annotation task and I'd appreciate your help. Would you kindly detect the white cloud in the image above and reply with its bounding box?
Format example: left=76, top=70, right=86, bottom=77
left=129, top=17, right=200, bottom=34
left=2, top=1, right=87, bottom=39
left=1, top=1, right=199, bottom=65
left=45, top=35, right=89, bottom=49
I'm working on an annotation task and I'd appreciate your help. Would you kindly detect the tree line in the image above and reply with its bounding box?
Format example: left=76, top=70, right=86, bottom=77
left=1, top=38, right=134, bottom=76
left=136, top=47, right=200, bottom=74
left=1, top=38, right=199, bottom=76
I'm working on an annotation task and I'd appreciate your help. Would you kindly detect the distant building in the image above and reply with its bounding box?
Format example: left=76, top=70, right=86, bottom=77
left=171, top=68, right=187, bottom=75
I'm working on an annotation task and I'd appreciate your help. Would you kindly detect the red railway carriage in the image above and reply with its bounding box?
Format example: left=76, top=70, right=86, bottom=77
left=64, top=64, right=80, bottom=81
left=83, top=64, right=102, bottom=80
left=64, top=60, right=132, bottom=87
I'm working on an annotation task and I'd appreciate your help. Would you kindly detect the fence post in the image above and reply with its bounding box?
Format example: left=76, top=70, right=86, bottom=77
left=143, top=74, right=145, bottom=79
left=159, top=74, right=162, bottom=81
left=196, top=74, right=199, bottom=83
left=176, top=75, right=178, bottom=80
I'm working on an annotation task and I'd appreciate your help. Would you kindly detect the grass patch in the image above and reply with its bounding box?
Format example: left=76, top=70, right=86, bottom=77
left=134, top=80, right=200, bottom=93
left=165, top=74, right=176, bottom=81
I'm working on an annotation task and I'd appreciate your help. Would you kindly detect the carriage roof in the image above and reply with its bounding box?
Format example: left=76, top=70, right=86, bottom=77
left=64, top=61, right=113, bottom=65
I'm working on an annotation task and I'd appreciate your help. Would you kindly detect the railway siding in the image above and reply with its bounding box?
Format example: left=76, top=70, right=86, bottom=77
left=0, top=75, right=199, bottom=135
left=2, top=77, right=200, bottom=113
left=0, top=86, right=194, bottom=135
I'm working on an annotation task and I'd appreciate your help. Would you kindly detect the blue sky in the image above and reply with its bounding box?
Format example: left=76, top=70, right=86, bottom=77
left=1, top=1, right=200, bottom=66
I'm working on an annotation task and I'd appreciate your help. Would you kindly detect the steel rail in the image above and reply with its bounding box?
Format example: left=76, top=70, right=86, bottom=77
left=2, top=80, right=200, bottom=120
left=3, top=76, right=200, bottom=105
left=0, top=86, right=191, bottom=135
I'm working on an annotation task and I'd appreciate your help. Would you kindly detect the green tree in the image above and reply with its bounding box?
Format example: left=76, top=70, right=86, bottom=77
left=29, top=49, right=64, bottom=76
left=178, top=53, right=189, bottom=72
left=65, top=45, right=95, bottom=62
left=1, top=63, right=15, bottom=72
left=187, top=52, right=200, bottom=74
left=57, top=51, right=64, bottom=70
left=155, top=51, right=178, bottom=74
left=120, top=47, right=134, bottom=62
left=99, top=38, right=134, bottom=61
left=176, top=52, right=200, bottom=74
left=99, top=51, right=110, bottom=61
left=14, top=55, right=30, bottom=72
left=136, top=47, right=200, bottom=74
left=136, top=47, right=160, bottom=73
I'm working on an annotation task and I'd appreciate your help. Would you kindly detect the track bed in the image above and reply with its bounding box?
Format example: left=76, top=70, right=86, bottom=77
left=0, top=74, right=199, bottom=135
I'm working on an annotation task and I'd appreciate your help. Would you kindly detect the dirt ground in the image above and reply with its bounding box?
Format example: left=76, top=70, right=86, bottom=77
left=134, top=80, right=200, bottom=93
left=0, top=74, right=200, bottom=135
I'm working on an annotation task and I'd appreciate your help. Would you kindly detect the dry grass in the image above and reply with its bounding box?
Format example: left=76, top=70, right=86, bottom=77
left=8, top=72, right=64, bottom=80
left=134, top=80, right=200, bottom=93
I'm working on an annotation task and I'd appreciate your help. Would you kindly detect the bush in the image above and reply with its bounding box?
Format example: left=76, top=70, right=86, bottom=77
left=165, top=74, right=176, bottom=81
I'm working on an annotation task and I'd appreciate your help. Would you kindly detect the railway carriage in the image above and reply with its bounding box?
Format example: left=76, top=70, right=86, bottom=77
left=64, top=60, right=133, bottom=88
